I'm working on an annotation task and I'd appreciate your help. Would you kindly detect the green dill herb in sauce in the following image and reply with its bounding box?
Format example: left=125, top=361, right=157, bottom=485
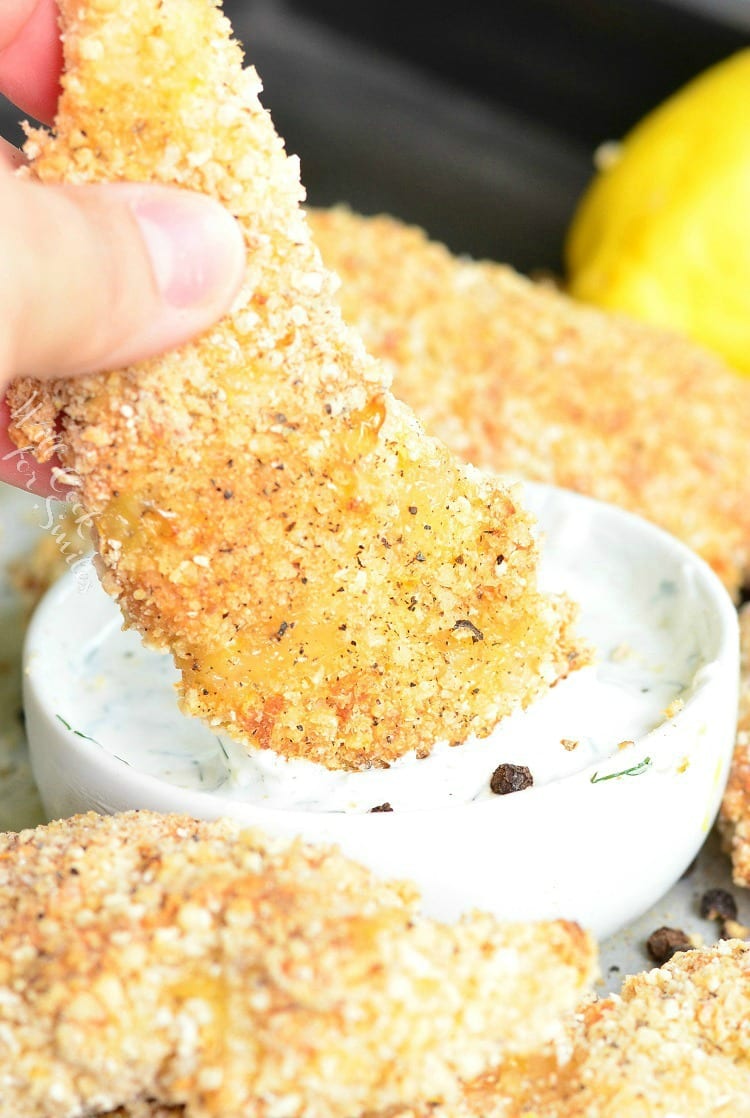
left=590, top=756, right=653, bottom=784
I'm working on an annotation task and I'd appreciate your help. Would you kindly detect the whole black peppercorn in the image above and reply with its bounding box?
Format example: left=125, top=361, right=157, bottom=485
left=699, top=887, right=738, bottom=923
left=646, top=926, right=692, bottom=965
left=489, top=763, right=534, bottom=795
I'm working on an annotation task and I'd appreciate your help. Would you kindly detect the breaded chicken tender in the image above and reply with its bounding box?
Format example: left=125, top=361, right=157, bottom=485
left=7, top=0, right=585, bottom=772
left=379, top=940, right=750, bottom=1117
left=309, top=207, right=750, bottom=599
left=482, top=940, right=750, bottom=1117
left=719, top=603, right=750, bottom=885
left=0, top=811, right=596, bottom=1118
left=60, top=941, right=750, bottom=1118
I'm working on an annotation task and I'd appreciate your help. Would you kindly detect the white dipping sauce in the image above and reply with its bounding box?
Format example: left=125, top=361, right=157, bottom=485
left=60, top=486, right=706, bottom=814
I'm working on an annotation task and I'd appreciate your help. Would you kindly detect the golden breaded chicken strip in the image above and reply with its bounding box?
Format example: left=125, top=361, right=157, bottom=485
left=7, top=0, right=585, bottom=772
left=309, top=207, right=750, bottom=599
left=381, top=940, right=750, bottom=1117
left=77, top=942, right=750, bottom=1118
left=0, top=811, right=596, bottom=1118
left=719, top=602, right=750, bottom=885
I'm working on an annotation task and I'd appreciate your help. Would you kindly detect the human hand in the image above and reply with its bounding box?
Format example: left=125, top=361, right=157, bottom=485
left=0, top=0, right=246, bottom=495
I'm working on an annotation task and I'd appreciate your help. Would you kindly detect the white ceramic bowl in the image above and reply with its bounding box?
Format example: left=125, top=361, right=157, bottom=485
left=23, top=484, right=739, bottom=939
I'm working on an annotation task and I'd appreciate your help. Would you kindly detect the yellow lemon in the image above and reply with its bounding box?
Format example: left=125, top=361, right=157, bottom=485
left=565, top=49, right=750, bottom=375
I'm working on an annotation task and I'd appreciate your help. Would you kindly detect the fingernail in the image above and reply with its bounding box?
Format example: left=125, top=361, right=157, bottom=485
left=130, top=190, right=244, bottom=308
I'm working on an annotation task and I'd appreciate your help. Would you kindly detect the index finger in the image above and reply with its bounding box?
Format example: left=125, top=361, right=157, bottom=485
left=0, top=0, right=62, bottom=124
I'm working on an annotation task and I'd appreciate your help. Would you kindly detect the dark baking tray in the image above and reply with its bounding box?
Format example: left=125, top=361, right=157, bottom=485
left=1, top=1, right=746, bottom=272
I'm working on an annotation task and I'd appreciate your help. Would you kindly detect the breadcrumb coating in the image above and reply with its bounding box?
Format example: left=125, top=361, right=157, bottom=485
left=0, top=810, right=596, bottom=1118
left=490, top=940, right=750, bottom=1116
left=719, top=602, right=750, bottom=885
left=377, top=940, right=750, bottom=1117
left=309, top=207, right=750, bottom=599
left=79, top=941, right=750, bottom=1118
left=6, top=0, right=585, bottom=771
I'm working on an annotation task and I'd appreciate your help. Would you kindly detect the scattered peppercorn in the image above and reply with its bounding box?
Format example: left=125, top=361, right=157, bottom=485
left=490, top=763, right=534, bottom=795
left=699, top=887, right=738, bottom=923
left=370, top=802, right=393, bottom=813
left=646, top=926, right=692, bottom=965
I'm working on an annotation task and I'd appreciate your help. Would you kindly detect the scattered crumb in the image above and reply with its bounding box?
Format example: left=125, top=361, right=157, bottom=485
left=664, top=697, right=686, bottom=719
left=722, top=918, right=750, bottom=941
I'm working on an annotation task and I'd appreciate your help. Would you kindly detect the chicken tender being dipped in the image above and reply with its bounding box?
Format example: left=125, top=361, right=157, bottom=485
left=8, top=0, right=585, bottom=772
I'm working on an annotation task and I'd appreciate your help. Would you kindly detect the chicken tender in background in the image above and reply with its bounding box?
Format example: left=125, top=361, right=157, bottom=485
left=309, top=207, right=750, bottom=600
left=0, top=811, right=596, bottom=1118
left=719, top=603, right=750, bottom=885
left=8, top=0, right=586, bottom=773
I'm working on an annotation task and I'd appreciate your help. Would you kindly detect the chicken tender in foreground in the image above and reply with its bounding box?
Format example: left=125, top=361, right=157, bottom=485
left=309, top=207, right=750, bottom=599
left=381, top=940, right=750, bottom=1117
left=719, top=602, right=750, bottom=885
left=0, top=811, right=596, bottom=1118
left=7, top=0, right=585, bottom=772
left=66, top=942, right=750, bottom=1118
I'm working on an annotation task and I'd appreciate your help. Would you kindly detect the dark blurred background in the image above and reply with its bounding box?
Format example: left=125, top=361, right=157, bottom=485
left=2, top=0, right=748, bottom=271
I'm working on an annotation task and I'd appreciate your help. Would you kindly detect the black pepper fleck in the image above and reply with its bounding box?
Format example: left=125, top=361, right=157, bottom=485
left=370, top=803, right=393, bottom=813
left=452, top=619, right=484, bottom=643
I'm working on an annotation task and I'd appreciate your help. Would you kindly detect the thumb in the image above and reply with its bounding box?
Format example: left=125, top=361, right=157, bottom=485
left=0, top=175, right=246, bottom=383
